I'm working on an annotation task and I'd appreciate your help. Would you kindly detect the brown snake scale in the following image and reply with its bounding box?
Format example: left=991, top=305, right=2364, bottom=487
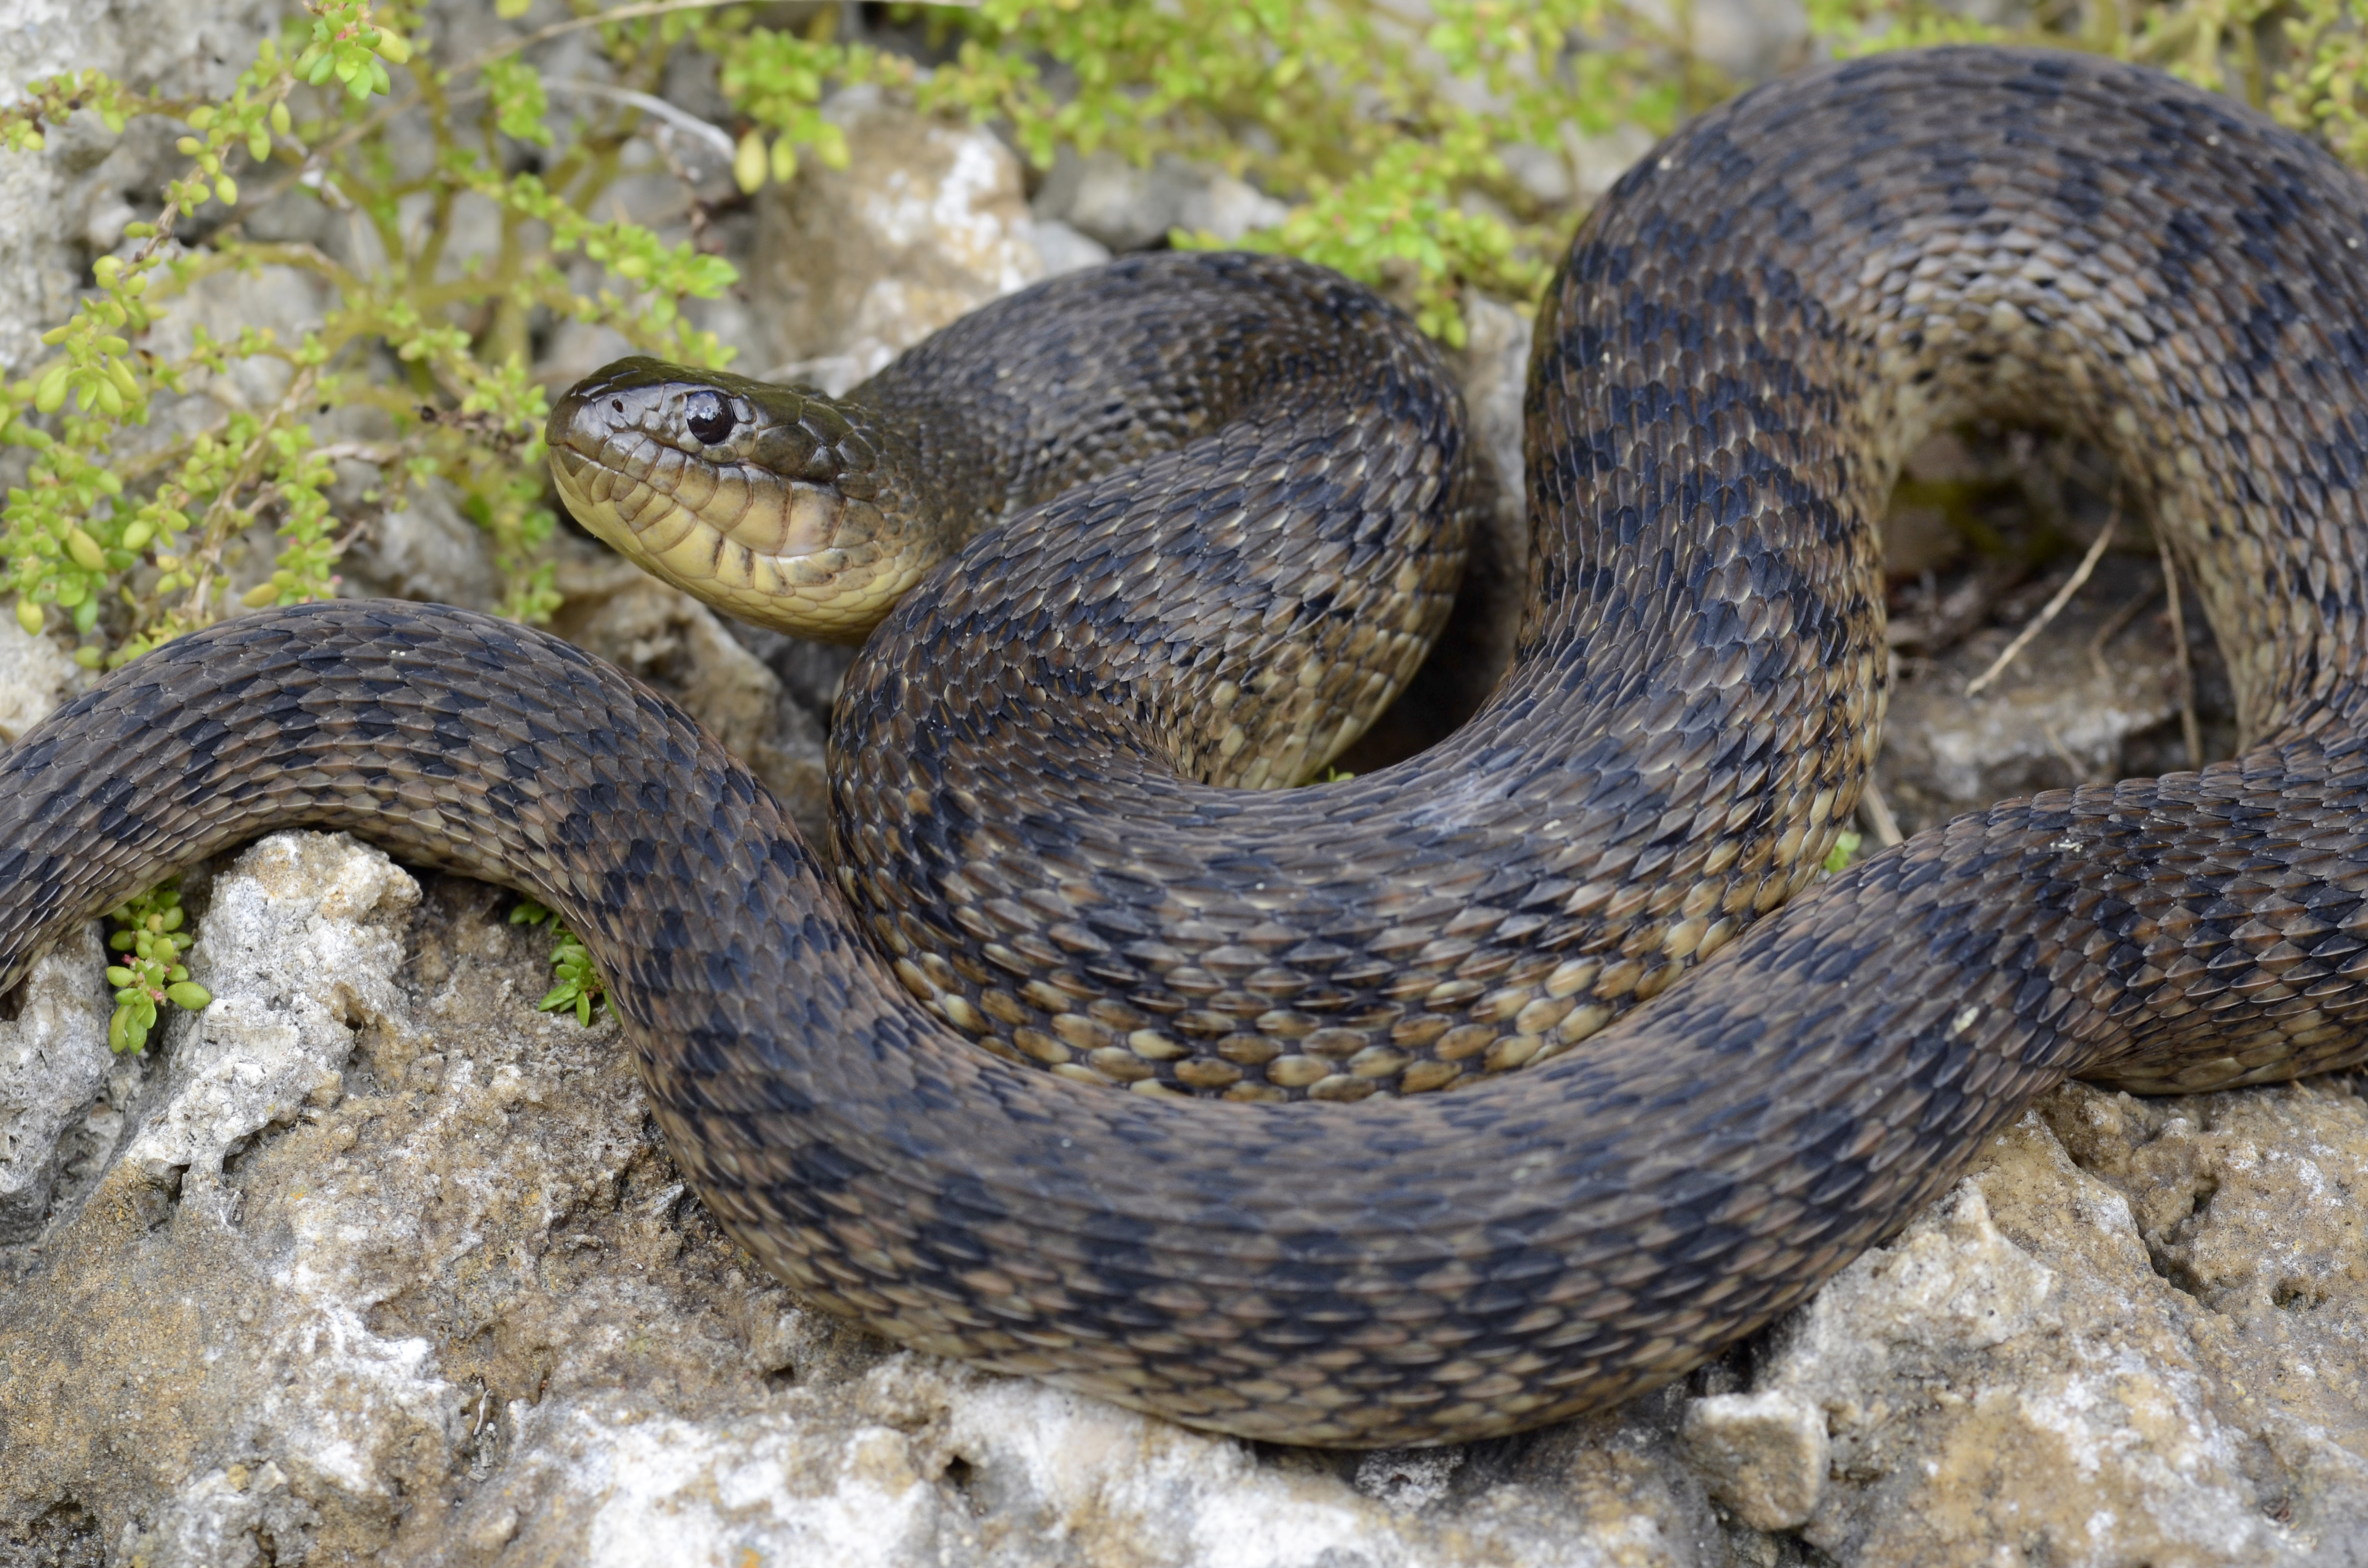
left=12, top=47, right=2368, bottom=1445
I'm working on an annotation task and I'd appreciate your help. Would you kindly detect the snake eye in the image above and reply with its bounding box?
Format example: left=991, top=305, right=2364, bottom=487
left=684, top=391, right=736, bottom=446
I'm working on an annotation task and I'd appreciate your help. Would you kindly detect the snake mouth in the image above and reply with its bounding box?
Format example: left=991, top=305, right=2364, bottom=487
left=546, top=357, right=911, bottom=638
left=550, top=360, right=866, bottom=566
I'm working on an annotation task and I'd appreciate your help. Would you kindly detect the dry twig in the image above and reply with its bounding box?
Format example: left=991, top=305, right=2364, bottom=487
left=1964, top=492, right=2121, bottom=697
left=2159, top=534, right=2202, bottom=770
left=2086, top=587, right=2158, bottom=685
left=1857, top=775, right=1904, bottom=847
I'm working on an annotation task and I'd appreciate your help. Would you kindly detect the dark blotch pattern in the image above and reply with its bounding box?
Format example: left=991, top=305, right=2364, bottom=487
left=10, top=49, right=2368, bottom=1447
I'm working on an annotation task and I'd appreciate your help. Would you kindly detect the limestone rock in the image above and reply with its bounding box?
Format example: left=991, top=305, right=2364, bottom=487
left=0, top=919, right=111, bottom=1242
left=0, top=827, right=1735, bottom=1567
left=1679, top=1390, right=1829, bottom=1532
left=339, top=481, right=501, bottom=614
left=0, top=0, right=283, bottom=373
left=0, top=615, right=84, bottom=745
left=1692, top=0, right=1813, bottom=80
left=0, top=833, right=467, bottom=1566
left=12, top=632, right=2368, bottom=1564
left=137, top=264, right=335, bottom=432
left=1874, top=585, right=2184, bottom=834
left=10, top=9, right=2368, bottom=1564
left=121, top=834, right=416, bottom=1205
left=0, top=622, right=110, bottom=1245
left=1693, top=1091, right=2368, bottom=1564
left=751, top=86, right=1052, bottom=394
left=1024, top=217, right=1114, bottom=280
left=1031, top=147, right=1289, bottom=253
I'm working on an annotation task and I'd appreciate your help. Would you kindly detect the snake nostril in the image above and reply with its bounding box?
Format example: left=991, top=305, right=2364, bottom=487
left=611, top=399, right=625, bottom=415
left=685, top=390, right=737, bottom=446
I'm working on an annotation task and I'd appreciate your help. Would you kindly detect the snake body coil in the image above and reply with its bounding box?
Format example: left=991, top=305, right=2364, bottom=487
left=11, top=49, right=2368, bottom=1446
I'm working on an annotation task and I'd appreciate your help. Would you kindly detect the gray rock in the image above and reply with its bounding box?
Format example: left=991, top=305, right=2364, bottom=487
left=137, top=265, right=335, bottom=426
left=1021, top=215, right=1113, bottom=278
left=0, top=828, right=1737, bottom=1566
left=8, top=9, right=2368, bottom=1563
left=0, top=0, right=283, bottom=373
left=0, top=615, right=84, bottom=744
left=1693, top=0, right=1813, bottom=80
left=549, top=558, right=832, bottom=850
left=0, top=619, right=109, bottom=1244
left=340, top=481, right=500, bottom=614
left=1566, top=122, right=1662, bottom=205
left=1354, top=1446, right=1466, bottom=1512
left=752, top=86, right=1049, bottom=392
left=1695, top=1094, right=2368, bottom=1563
left=122, top=833, right=414, bottom=1208
left=0, top=919, right=110, bottom=1241
left=1030, top=148, right=1181, bottom=251
left=1031, top=147, right=1291, bottom=253
left=13, top=633, right=2368, bottom=1564
left=0, top=834, right=471, bottom=1567
left=1870, top=555, right=2186, bottom=836
left=1680, top=1390, right=1829, bottom=1531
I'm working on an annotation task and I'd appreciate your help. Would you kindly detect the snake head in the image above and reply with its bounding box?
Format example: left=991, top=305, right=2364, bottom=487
left=546, top=356, right=922, bottom=642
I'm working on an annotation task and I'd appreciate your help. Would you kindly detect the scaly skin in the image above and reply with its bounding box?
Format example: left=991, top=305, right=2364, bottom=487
left=10, top=49, right=2368, bottom=1445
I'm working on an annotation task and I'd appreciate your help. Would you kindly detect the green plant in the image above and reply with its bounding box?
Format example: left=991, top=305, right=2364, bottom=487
left=0, top=0, right=737, bottom=677
left=722, top=0, right=1740, bottom=346
left=103, top=881, right=209, bottom=1053
left=509, top=898, right=607, bottom=1025
left=21, top=0, right=2368, bottom=677
left=1811, top=0, right=2368, bottom=157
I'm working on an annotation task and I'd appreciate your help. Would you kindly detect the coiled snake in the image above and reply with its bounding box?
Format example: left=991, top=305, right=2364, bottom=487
left=9, top=48, right=2368, bottom=1447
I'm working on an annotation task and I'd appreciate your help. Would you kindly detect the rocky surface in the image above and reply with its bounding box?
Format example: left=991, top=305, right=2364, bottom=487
left=1030, top=147, right=1289, bottom=254
left=0, top=613, right=82, bottom=746
left=1687, top=1084, right=2368, bottom=1564
left=0, top=0, right=285, bottom=373
left=750, top=83, right=1099, bottom=395
left=1860, top=431, right=2229, bottom=843
left=10, top=814, right=2368, bottom=1565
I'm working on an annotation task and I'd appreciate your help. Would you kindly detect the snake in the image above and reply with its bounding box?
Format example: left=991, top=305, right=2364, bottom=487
left=8, top=46, right=2368, bottom=1449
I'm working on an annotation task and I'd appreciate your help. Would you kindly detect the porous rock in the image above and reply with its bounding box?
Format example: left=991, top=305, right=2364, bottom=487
left=339, top=480, right=501, bottom=614
left=0, top=0, right=283, bottom=373
left=751, top=85, right=1073, bottom=394
left=0, top=824, right=1749, bottom=1567
left=8, top=17, right=2368, bottom=1567
left=0, top=613, right=84, bottom=745
left=1684, top=1089, right=2368, bottom=1564
left=0, top=620, right=109, bottom=1248
left=1873, top=565, right=2189, bottom=836
left=0, top=919, right=111, bottom=1244
left=13, top=610, right=2368, bottom=1563
left=1030, top=147, right=1289, bottom=253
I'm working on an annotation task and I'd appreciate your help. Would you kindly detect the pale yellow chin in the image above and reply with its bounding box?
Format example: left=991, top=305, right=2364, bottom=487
left=553, top=462, right=918, bottom=643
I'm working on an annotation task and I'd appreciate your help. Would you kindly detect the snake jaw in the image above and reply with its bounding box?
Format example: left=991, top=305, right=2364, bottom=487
left=547, top=356, right=912, bottom=640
